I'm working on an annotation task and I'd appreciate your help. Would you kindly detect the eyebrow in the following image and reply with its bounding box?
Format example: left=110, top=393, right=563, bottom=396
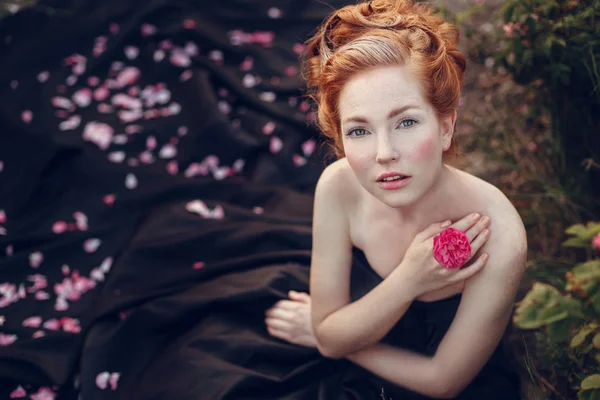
left=342, top=105, right=422, bottom=125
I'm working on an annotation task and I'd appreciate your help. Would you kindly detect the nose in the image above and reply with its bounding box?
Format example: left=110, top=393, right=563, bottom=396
left=375, top=135, right=399, bottom=164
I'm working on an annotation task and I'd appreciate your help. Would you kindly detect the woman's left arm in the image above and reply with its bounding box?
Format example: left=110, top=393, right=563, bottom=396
left=346, top=214, right=527, bottom=399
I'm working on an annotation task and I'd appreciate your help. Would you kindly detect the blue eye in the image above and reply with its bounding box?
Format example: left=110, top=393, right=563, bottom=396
left=348, top=128, right=369, bottom=137
left=398, top=119, right=417, bottom=128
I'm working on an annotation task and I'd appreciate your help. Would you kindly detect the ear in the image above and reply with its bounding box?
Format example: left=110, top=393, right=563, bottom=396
left=440, top=111, right=457, bottom=151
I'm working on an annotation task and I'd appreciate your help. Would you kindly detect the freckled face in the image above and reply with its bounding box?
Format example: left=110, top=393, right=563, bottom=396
left=338, top=65, right=453, bottom=208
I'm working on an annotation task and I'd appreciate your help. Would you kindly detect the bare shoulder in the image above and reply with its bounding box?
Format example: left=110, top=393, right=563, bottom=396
left=315, top=157, right=359, bottom=211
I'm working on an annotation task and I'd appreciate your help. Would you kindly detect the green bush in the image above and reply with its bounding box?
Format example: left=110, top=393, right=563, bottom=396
left=514, top=222, right=600, bottom=399
left=494, top=0, right=600, bottom=218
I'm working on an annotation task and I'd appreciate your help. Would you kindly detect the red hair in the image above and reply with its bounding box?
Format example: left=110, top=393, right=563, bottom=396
left=303, top=0, right=466, bottom=159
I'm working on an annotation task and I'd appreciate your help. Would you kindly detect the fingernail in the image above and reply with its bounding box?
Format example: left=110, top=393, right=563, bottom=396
left=482, top=253, right=489, bottom=260
left=472, top=213, right=480, bottom=218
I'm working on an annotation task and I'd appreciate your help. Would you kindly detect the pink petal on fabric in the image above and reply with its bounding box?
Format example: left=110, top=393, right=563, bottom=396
left=193, top=262, right=205, bottom=270
left=0, top=161, right=3, bottom=172
left=240, top=56, right=253, bottom=72
left=54, top=297, right=69, bottom=311
left=0, top=210, right=5, bottom=224
left=59, top=115, right=81, bottom=131
left=184, top=41, right=199, bottom=56
left=6, top=245, right=13, bottom=256
left=66, top=75, right=78, bottom=86
left=29, top=252, right=43, bottom=268
left=125, top=125, right=142, bottom=135
left=177, top=126, right=188, bottom=137
left=9, top=385, right=26, bottom=398
left=153, top=49, right=166, bottom=62
left=96, top=372, right=110, bottom=389
left=301, top=139, right=316, bottom=157
left=84, top=238, right=101, bottom=253
left=51, top=96, right=73, bottom=109
left=159, top=39, right=173, bottom=51
left=23, top=316, right=42, bottom=328
left=94, top=86, right=110, bottom=102
left=299, top=101, right=310, bottom=112
left=170, top=52, right=191, bottom=68
left=10, top=80, right=18, bottom=89
left=213, top=167, right=230, bottom=181
left=253, top=207, right=264, bottom=214
left=73, top=212, right=88, bottom=231
left=592, top=233, right=600, bottom=249
left=109, top=372, right=120, bottom=390
left=293, top=43, right=305, bottom=55
left=103, top=194, right=116, bottom=206
left=37, top=71, right=50, bottom=83
left=208, top=50, right=223, bottom=65
left=61, top=265, right=70, bottom=275
left=112, top=93, right=142, bottom=110
left=72, top=88, right=92, bottom=108
left=218, top=101, right=231, bottom=114
left=61, top=317, right=81, bottom=334
left=88, top=76, right=100, bottom=87
left=270, top=77, right=280, bottom=85
left=0, top=316, right=5, bottom=325
left=124, top=46, right=139, bottom=60
left=284, top=66, right=298, bottom=77
left=259, top=92, right=276, bottom=102
left=233, top=159, right=245, bottom=172
left=109, top=23, right=120, bottom=34
left=157, top=144, right=177, bottom=159
left=183, top=19, right=198, bottom=29
left=108, top=152, right=126, bottom=163
left=267, top=7, right=283, bottom=18
left=119, top=110, right=143, bottom=123
left=165, top=161, right=178, bottom=176
left=262, top=122, right=275, bottom=135
left=141, top=23, right=157, bottom=36
left=35, top=291, right=50, bottom=301
left=242, top=74, right=258, bottom=88
left=0, top=227, right=6, bottom=236
left=269, top=136, right=282, bottom=153
left=0, top=333, right=17, bottom=346
left=115, top=66, right=141, bottom=88
left=128, top=86, right=140, bottom=97
left=29, top=387, right=56, bottom=400
left=83, top=122, right=114, bottom=150
left=32, top=330, right=45, bottom=338
left=168, top=102, right=182, bottom=115
left=292, top=154, right=307, bottom=167
left=180, top=70, right=193, bottom=82
left=125, top=173, right=138, bottom=189
left=21, top=110, right=33, bottom=124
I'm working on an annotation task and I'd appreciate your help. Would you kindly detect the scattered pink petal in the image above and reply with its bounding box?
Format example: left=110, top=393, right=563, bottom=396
left=233, top=159, right=245, bottom=172
left=124, top=46, right=139, bottom=60
left=35, top=291, right=50, bottom=301
left=108, top=151, right=125, bottom=164
left=51, top=96, right=73, bottom=109
left=30, top=387, right=56, bottom=400
left=125, top=125, right=143, bottom=135
left=21, top=110, right=33, bottom=124
left=208, top=50, right=223, bottom=64
left=168, top=102, right=181, bottom=115
left=293, top=43, right=305, bottom=55
left=52, top=221, right=68, bottom=234
left=177, top=126, right=188, bottom=136
left=242, top=74, right=258, bottom=88
left=84, top=238, right=101, bottom=253
left=100, top=257, right=113, bottom=273
left=72, top=88, right=92, bottom=108
left=10, top=80, right=18, bottom=89
left=109, top=372, right=120, bottom=390
left=153, top=50, right=166, bottom=62
left=125, top=173, right=138, bottom=189
left=204, top=155, right=219, bottom=168
left=103, top=194, right=116, bottom=205
left=66, top=75, right=78, bottom=86
left=299, top=101, right=310, bottom=112
left=253, top=207, right=264, bottom=214
left=0, top=210, right=5, bottom=224
left=88, top=76, right=100, bottom=86
left=96, top=372, right=110, bottom=389
left=22, top=316, right=42, bottom=328
left=260, top=92, right=276, bottom=102
left=293, top=154, right=307, bottom=167
left=0, top=161, right=3, bottom=172
left=170, top=52, right=191, bottom=68
left=180, top=70, right=193, bottom=82
left=73, top=211, right=88, bottom=231
left=109, top=23, right=120, bottom=34
left=29, top=252, right=43, bottom=268
left=59, top=115, right=81, bottom=131
left=54, top=297, right=68, bottom=311
left=6, top=245, right=13, bottom=256
left=0, top=333, right=17, bottom=346
left=93, top=86, right=110, bottom=102
left=284, top=66, right=298, bottom=76
left=270, top=136, right=283, bottom=153
left=166, top=161, right=178, bottom=175
left=0, top=316, right=5, bottom=325
left=61, top=317, right=81, bottom=334
left=141, top=23, right=157, bottom=36
left=32, top=330, right=45, bottom=338
left=240, top=56, right=254, bottom=72
left=114, top=66, right=141, bottom=88
left=159, top=144, right=177, bottom=159
left=9, top=385, right=26, bottom=398
left=301, top=139, right=316, bottom=157
left=262, top=122, right=275, bottom=135
left=83, top=122, right=114, bottom=150
left=159, top=39, right=172, bottom=50
left=270, top=77, right=280, bottom=85
left=183, top=19, right=198, bottom=29
left=218, top=101, right=231, bottom=114
left=213, top=167, right=230, bottom=181
left=193, top=262, right=205, bottom=270
left=61, top=264, right=70, bottom=275
left=37, top=71, right=50, bottom=83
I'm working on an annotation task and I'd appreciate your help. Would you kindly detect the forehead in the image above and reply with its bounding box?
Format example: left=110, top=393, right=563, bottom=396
left=338, top=65, right=427, bottom=119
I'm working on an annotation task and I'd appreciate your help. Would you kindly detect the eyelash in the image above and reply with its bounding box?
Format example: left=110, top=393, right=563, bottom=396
left=346, top=118, right=418, bottom=137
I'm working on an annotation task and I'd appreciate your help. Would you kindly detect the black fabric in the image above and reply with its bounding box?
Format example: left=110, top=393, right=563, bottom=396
left=0, top=0, right=521, bottom=398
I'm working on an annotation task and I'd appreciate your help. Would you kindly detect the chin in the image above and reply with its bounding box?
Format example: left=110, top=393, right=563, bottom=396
left=371, top=185, right=422, bottom=209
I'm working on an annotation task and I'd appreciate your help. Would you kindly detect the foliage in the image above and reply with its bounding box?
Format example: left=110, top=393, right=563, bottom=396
left=514, top=223, right=600, bottom=399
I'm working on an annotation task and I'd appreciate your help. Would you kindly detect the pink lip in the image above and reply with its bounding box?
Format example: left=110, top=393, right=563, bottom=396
left=376, top=173, right=412, bottom=190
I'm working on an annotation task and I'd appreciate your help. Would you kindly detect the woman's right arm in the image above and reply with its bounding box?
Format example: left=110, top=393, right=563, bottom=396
left=309, top=164, right=420, bottom=359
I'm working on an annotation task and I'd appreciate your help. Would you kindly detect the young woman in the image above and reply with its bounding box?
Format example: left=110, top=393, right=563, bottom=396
left=265, top=0, right=526, bottom=398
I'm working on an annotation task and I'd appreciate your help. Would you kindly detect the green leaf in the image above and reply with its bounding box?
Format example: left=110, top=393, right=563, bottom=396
left=548, top=318, right=574, bottom=343
left=582, top=374, right=600, bottom=390
left=593, top=333, right=600, bottom=349
left=571, top=323, right=598, bottom=348
left=567, top=223, right=591, bottom=238
left=566, top=260, right=600, bottom=298
left=564, top=237, right=593, bottom=248
left=514, top=283, right=574, bottom=329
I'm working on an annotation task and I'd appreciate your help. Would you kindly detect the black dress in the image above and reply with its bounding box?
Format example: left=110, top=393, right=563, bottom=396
left=0, top=0, right=521, bottom=397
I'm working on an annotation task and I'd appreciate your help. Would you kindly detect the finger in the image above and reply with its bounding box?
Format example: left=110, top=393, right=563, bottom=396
left=420, top=220, right=453, bottom=239
left=449, top=213, right=483, bottom=234
left=265, top=317, right=291, bottom=332
left=266, top=325, right=291, bottom=342
left=464, top=216, right=491, bottom=242
left=265, top=307, right=294, bottom=320
left=289, top=291, right=310, bottom=301
left=468, top=228, right=490, bottom=258
left=448, top=253, right=488, bottom=282
left=273, top=300, right=302, bottom=311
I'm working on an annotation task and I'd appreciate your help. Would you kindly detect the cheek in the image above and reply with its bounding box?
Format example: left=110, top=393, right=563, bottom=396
left=414, top=136, right=438, bottom=163
left=346, top=153, right=369, bottom=172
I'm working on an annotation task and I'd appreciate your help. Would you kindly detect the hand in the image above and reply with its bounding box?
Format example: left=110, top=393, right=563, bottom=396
left=398, top=213, right=491, bottom=298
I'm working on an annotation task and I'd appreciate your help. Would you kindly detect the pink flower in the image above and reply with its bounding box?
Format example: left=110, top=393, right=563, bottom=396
left=593, top=233, right=600, bottom=249
left=433, top=228, right=472, bottom=269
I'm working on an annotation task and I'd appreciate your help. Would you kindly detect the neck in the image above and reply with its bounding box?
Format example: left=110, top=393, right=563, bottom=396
left=394, top=165, right=458, bottom=228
